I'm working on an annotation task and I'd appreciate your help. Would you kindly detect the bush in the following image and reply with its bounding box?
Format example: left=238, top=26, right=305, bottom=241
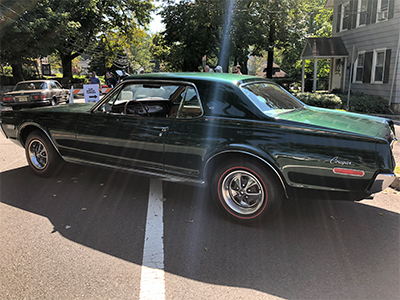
left=337, top=93, right=392, bottom=114
left=294, top=92, right=392, bottom=115
left=294, top=92, right=342, bottom=109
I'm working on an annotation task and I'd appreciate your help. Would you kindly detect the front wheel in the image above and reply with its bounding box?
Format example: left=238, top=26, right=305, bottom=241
left=211, top=160, right=283, bottom=224
left=25, top=131, right=63, bottom=177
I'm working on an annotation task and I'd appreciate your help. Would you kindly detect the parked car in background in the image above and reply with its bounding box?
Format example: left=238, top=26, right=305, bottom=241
left=0, top=73, right=397, bottom=224
left=1, top=80, right=70, bottom=109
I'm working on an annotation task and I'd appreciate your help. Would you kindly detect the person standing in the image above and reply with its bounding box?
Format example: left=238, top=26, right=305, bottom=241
left=106, top=72, right=117, bottom=88
left=215, top=65, right=223, bottom=73
left=120, top=69, right=129, bottom=81
left=233, top=65, right=242, bottom=74
left=90, top=71, right=101, bottom=87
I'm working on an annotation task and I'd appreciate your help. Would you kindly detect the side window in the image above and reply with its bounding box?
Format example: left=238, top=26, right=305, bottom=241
left=114, top=84, right=139, bottom=105
left=177, top=86, right=202, bottom=119
left=50, top=82, right=58, bottom=89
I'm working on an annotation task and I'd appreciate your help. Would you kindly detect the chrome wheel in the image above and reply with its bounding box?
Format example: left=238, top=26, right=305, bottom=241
left=28, top=138, right=48, bottom=170
left=220, top=169, right=265, bottom=215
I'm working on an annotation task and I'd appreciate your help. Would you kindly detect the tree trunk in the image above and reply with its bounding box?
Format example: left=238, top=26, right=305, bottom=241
left=60, top=49, right=83, bottom=84
left=266, top=22, right=275, bottom=79
left=61, top=54, right=73, bottom=84
left=11, top=63, right=24, bottom=83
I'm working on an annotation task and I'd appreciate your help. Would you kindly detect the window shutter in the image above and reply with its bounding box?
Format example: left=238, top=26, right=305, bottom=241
left=388, top=0, right=394, bottom=19
left=366, top=0, right=373, bottom=24
left=363, top=51, right=373, bottom=83
left=383, top=49, right=391, bottom=84
left=337, top=4, right=342, bottom=32
left=350, top=0, right=357, bottom=29
left=371, top=0, right=378, bottom=24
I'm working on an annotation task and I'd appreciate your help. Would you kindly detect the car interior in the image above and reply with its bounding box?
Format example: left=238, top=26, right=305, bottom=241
left=99, top=83, right=203, bottom=119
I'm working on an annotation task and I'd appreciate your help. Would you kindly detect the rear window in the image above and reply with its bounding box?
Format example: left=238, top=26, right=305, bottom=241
left=242, top=82, right=303, bottom=117
left=14, top=82, right=48, bottom=91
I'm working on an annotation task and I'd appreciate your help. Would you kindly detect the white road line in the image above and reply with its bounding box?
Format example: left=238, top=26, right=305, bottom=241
left=139, top=179, right=165, bottom=300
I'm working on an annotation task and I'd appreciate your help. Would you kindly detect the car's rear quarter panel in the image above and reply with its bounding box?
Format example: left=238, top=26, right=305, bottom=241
left=203, top=118, right=384, bottom=196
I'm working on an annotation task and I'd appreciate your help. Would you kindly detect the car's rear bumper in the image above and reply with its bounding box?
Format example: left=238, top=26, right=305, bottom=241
left=369, top=173, right=396, bottom=194
left=1, top=100, right=51, bottom=109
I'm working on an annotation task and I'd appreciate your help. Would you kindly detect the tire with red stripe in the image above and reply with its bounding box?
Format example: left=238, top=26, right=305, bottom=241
left=211, top=160, right=283, bottom=224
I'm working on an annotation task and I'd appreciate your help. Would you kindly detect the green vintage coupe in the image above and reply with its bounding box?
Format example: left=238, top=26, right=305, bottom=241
left=0, top=73, right=397, bottom=223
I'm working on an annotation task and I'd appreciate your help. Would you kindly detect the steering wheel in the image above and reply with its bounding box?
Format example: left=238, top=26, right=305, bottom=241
left=124, top=100, right=150, bottom=116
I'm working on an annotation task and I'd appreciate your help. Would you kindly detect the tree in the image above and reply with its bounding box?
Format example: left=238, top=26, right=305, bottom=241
left=52, top=0, right=153, bottom=82
left=276, top=0, right=332, bottom=80
left=156, top=0, right=221, bottom=71
left=154, top=0, right=331, bottom=77
left=0, top=0, right=65, bottom=81
left=0, top=0, right=153, bottom=82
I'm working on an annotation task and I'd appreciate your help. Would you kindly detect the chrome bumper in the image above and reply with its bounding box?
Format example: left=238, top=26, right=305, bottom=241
left=369, top=173, right=396, bottom=194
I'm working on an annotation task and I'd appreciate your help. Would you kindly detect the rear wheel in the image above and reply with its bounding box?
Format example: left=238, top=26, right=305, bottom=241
left=211, top=160, right=283, bottom=224
left=25, top=131, right=63, bottom=177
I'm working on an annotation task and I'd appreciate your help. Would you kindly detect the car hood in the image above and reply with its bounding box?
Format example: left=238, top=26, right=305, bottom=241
left=278, top=106, right=393, bottom=141
left=29, top=103, right=94, bottom=113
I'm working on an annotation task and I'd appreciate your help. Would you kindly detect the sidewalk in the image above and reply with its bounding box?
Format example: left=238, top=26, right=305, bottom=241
left=390, top=123, right=400, bottom=190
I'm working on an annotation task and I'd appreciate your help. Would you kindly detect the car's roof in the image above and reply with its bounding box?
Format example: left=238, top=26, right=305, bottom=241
left=16, top=80, right=55, bottom=84
left=122, top=72, right=270, bottom=86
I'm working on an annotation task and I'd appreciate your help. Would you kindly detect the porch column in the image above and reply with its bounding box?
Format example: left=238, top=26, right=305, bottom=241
left=313, top=59, right=317, bottom=93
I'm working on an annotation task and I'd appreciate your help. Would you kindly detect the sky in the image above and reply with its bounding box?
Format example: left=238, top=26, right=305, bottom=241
left=149, top=12, right=164, bottom=33
left=149, top=1, right=165, bottom=33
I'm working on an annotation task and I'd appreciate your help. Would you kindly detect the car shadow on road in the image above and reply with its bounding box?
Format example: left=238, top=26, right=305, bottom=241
left=162, top=182, right=400, bottom=299
left=1, top=165, right=399, bottom=299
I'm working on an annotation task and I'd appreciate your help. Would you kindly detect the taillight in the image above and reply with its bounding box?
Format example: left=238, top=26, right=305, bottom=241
left=333, top=168, right=365, bottom=177
left=3, top=96, right=14, bottom=102
left=31, top=94, right=46, bottom=100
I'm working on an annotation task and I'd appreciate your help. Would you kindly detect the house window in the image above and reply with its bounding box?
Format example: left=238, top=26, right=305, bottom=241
left=372, top=49, right=386, bottom=83
left=357, top=0, right=368, bottom=27
left=340, top=2, right=350, bottom=31
left=355, top=53, right=365, bottom=82
left=377, top=0, right=389, bottom=21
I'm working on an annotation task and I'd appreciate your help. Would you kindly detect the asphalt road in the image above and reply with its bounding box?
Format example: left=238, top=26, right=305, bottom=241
left=0, top=125, right=399, bottom=300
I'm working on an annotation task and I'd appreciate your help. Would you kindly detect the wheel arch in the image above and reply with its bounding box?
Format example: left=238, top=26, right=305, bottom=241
left=19, top=123, right=61, bottom=156
left=204, top=150, right=289, bottom=198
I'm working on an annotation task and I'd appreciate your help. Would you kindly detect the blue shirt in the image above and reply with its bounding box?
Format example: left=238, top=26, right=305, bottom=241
left=90, top=76, right=100, bottom=84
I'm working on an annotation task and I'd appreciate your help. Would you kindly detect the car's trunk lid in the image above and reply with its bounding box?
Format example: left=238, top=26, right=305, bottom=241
left=278, top=106, right=393, bottom=142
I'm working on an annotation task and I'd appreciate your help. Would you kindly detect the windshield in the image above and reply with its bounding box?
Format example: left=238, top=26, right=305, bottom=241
left=242, top=82, right=304, bottom=117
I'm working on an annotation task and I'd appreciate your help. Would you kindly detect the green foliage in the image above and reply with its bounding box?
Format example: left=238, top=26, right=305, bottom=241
left=295, top=92, right=342, bottom=109
left=0, top=0, right=153, bottom=82
left=154, top=0, right=332, bottom=75
left=337, top=93, right=392, bottom=115
left=1, top=65, right=13, bottom=76
left=294, top=92, right=392, bottom=115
